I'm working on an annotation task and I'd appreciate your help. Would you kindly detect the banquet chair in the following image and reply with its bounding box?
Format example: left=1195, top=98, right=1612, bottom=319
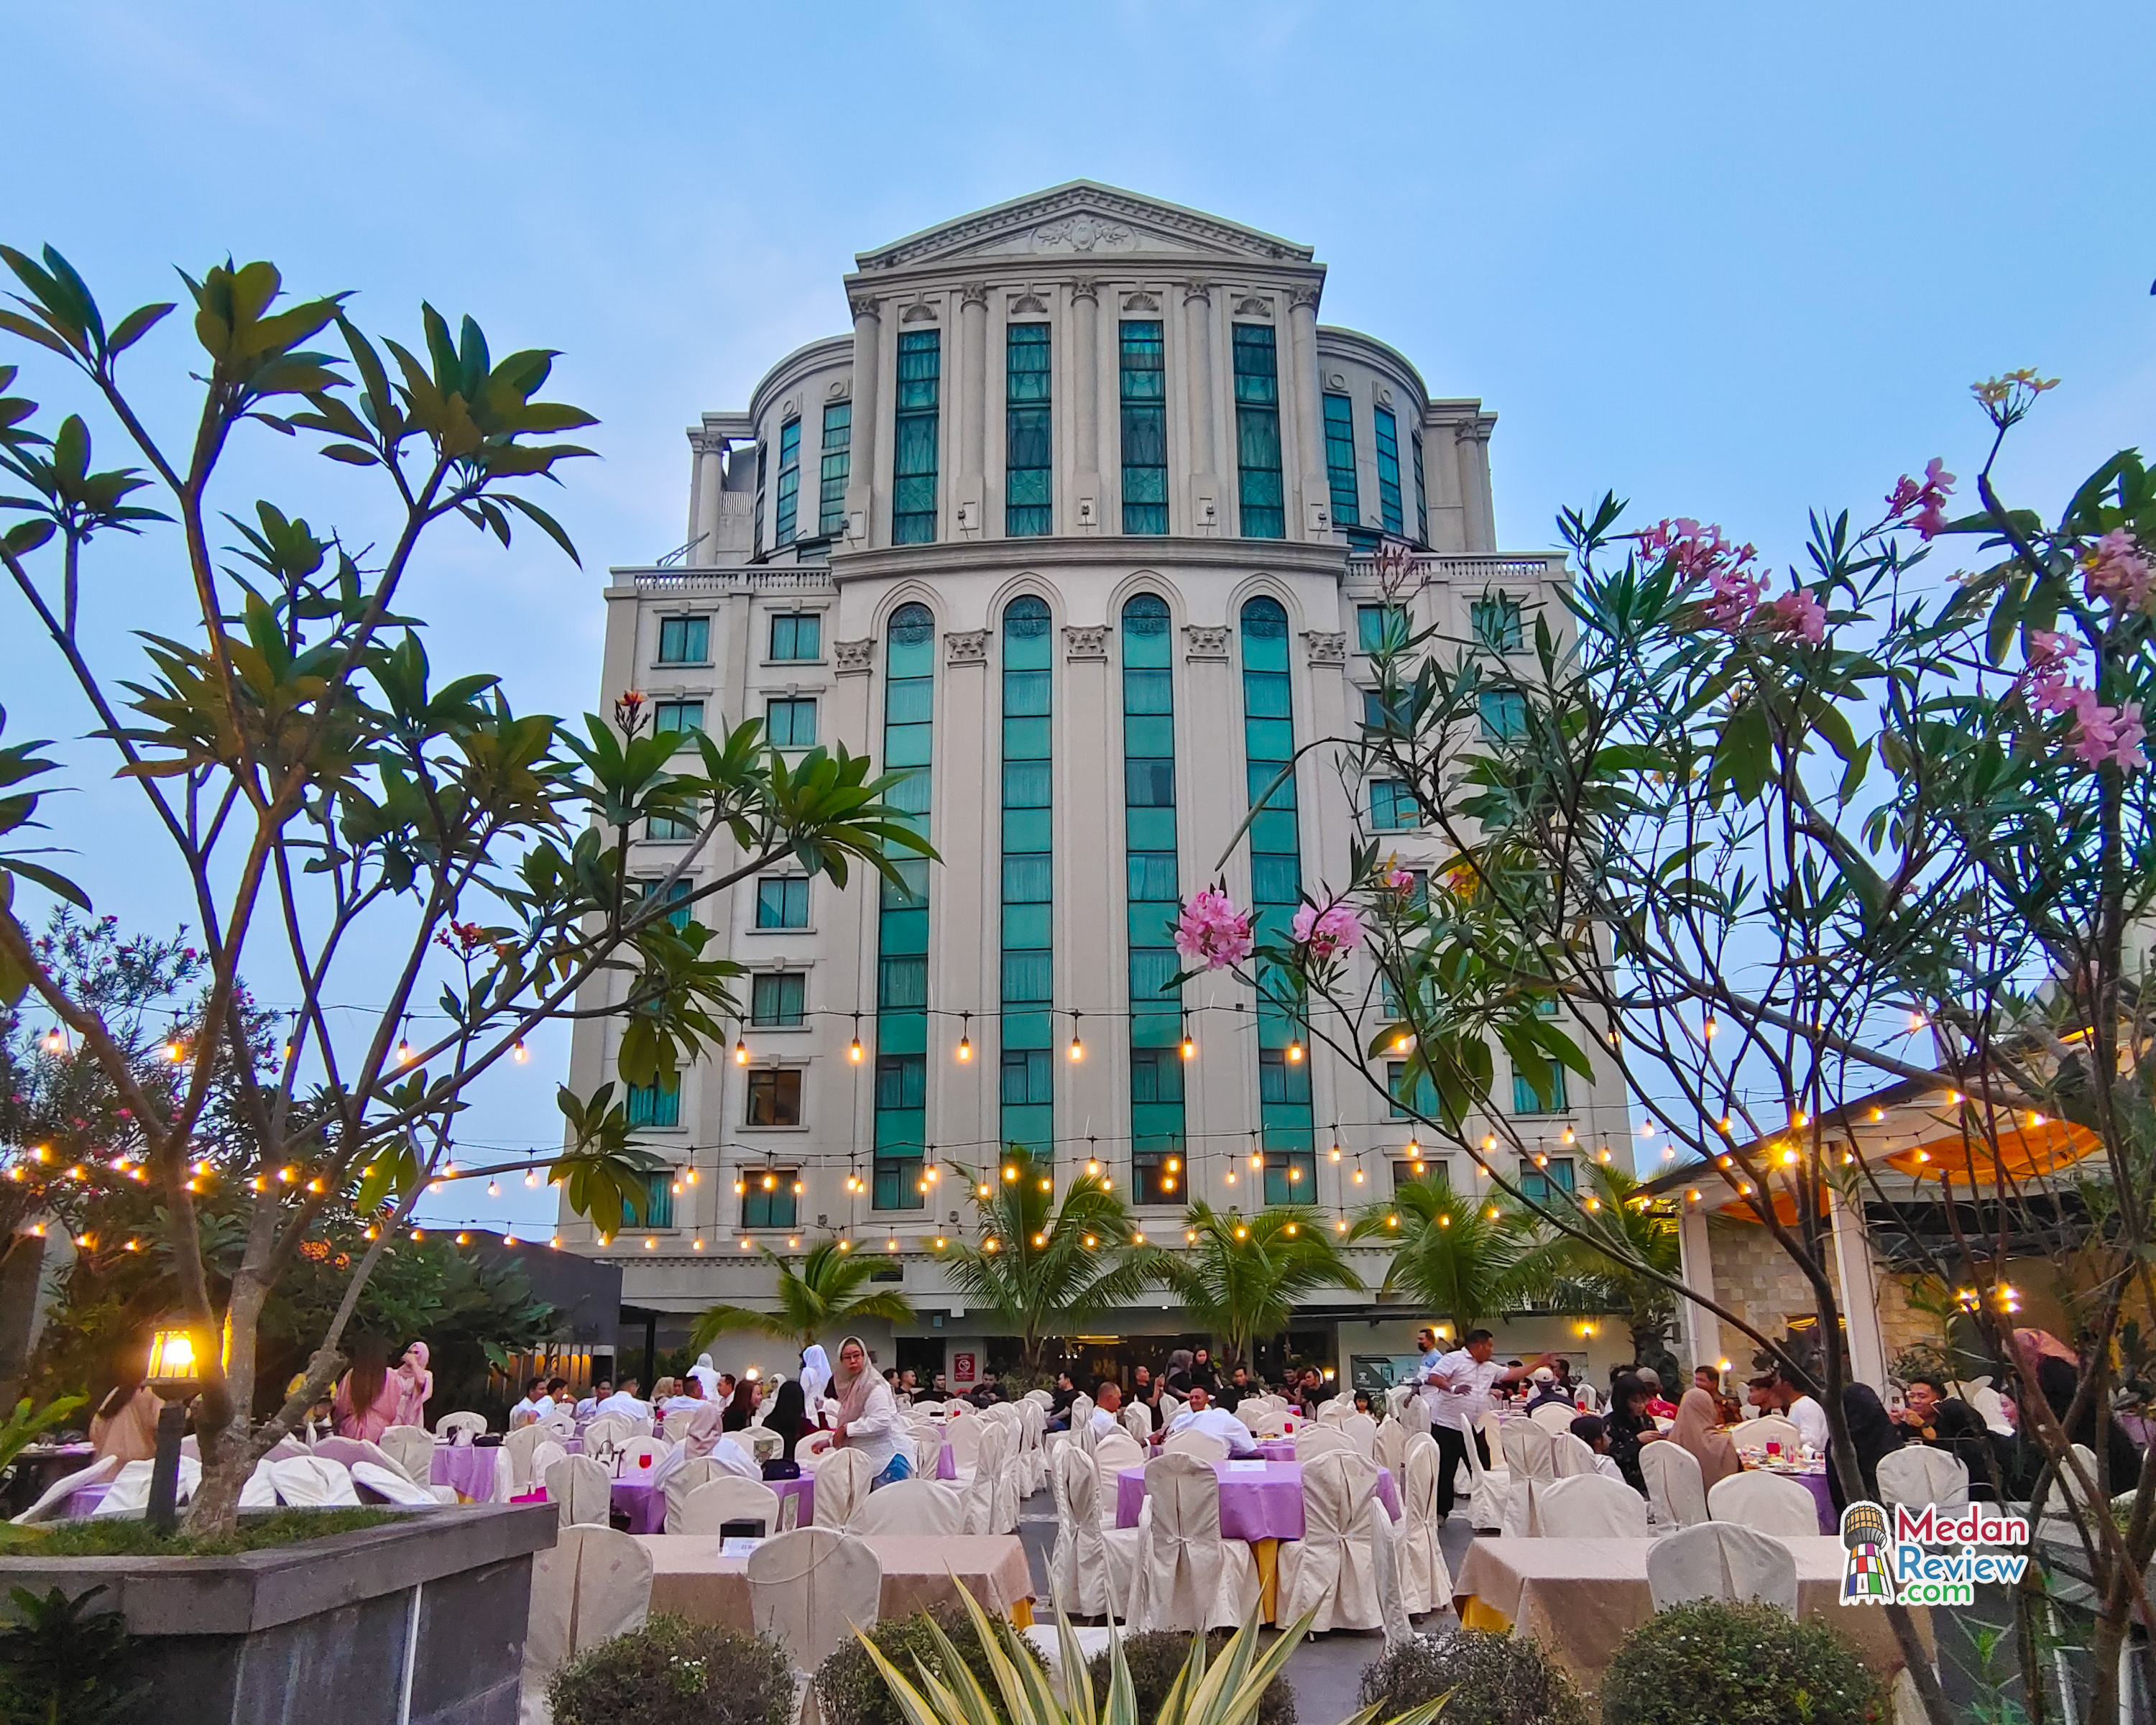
left=240, top=1458, right=280, bottom=1509
left=1158, top=1395, right=1185, bottom=1427
left=742, top=1426, right=786, bottom=1463
left=1120, top=1404, right=1152, bottom=1445
left=944, top=1413, right=985, bottom=1481
left=1528, top=1402, right=1577, bottom=1435
left=1047, top=1446, right=1143, bottom=1619
left=661, top=1457, right=723, bottom=1532
left=1093, top=1427, right=1146, bottom=1478
left=615, top=1435, right=669, bottom=1481
left=1132, top=1453, right=1261, bottom=1632
left=435, top=1409, right=487, bottom=1443
left=1730, top=1414, right=1802, bottom=1457
left=678, top=1476, right=783, bottom=1537
left=1876, top=1444, right=1970, bottom=1511
left=354, top=1460, right=446, bottom=1508
left=1706, top=1470, right=1820, bottom=1536
left=1549, top=1432, right=1598, bottom=1478
left=1276, top=1450, right=1400, bottom=1634
left=1953, top=1376, right=2014, bottom=1436
left=964, top=1420, right=1018, bottom=1535
left=1161, top=1427, right=1230, bottom=1462
left=1456, top=1422, right=1509, bottom=1532
left=264, top=1455, right=360, bottom=1509
left=1640, top=1438, right=1710, bottom=1529
left=814, top=1447, right=878, bottom=1532
left=520, top=1523, right=653, bottom=1724
left=1375, top=1414, right=1406, bottom=1478
left=747, top=1527, right=883, bottom=1719
left=849, top=1478, right=965, bottom=1535
left=1317, top=1395, right=1350, bottom=1426
left=380, top=1424, right=436, bottom=1487
left=1537, top=1472, right=1649, bottom=1538
left=545, top=1454, right=613, bottom=1527
left=501, top=1423, right=550, bottom=1494
left=530, top=1440, right=568, bottom=1487
left=10, top=1454, right=121, bottom=1524
left=1394, top=1435, right=1453, bottom=1618
left=535, top=1408, right=575, bottom=1443
left=1342, top=1411, right=1379, bottom=1461
left=661, top=1406, right=693, bottom=1442
left=1016, top=1398, right=1049, bottom=1494
left=1498, top=1418, right=1559, bottom=1535
left=1233, top=1404, right=1268, bottom=1435
left=581, top=1414, right=634, bottom=1472
left=1646, top=1520, right=1799, bottom=1616
left=1293, top=1425, right=1353, bottom=1461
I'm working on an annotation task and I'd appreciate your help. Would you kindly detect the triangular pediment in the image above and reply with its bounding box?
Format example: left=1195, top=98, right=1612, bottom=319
left=854, top=182, right=1314, bottom=273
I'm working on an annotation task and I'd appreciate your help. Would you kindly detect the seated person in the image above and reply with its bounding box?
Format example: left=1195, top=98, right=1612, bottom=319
left=1637, top=1368, right=1680, bottom=1420
left=660, top=1377, right=706, bottom=1415
left=573, top=1378, right=611, bottom=1417
left=1215, top=1365, right=1252, bottom=1412
left=594, top=1377, right=651, bottom=1419
left=1157, top=1383, right=1257, bottom=1457
left=1570, top=1414, right=1630, bottom=1484
left=1523, top=1366, right=1574, bottom=1412
left=1092, top=1379, right=1130, bottom=1436
left=1048, top=1368, right=1079, bottom=1427
left=1892, top=1374, right=2004, bottom=1501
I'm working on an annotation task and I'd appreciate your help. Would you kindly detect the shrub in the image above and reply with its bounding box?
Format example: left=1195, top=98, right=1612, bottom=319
left=1357, top=1629, right=1586, bottom=1725
left=0, top=1586, right=148, bottom=1725
left=1092, top=1629, right=1296, bottom=1725
left=815, top=1601, right=1046, bottom=1725
left=1598, top=1600, right=1886, bottom=1725
left=550, top=1615, right=791, bottom=1725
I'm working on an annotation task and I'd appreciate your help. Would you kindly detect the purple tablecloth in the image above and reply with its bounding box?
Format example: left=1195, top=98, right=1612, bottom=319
left=938, top=1443, right=957, bottom=1480
left=429, top=1444, right=504, bottom=1501
left=775, top=1474, right=814, bottom=1525
left=614, top=1473, right=813, bottom=1534
left=1253, top=1439, right=1296, bottom=1461
left=1115, top=1460, right=1399, bottom=1541
left=1798, top=1468, right=1835, bottom=1533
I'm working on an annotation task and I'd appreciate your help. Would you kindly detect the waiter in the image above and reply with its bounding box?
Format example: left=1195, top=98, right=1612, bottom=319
left=1424, top=1329, right=1557, bottom=1519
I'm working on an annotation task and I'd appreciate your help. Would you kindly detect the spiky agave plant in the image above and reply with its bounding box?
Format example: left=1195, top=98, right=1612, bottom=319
left=857, top=1583, right=1449, bottom=1725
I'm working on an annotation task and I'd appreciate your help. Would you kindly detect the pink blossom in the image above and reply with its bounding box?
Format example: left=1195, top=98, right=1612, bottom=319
left=1705, top=564, right=1766, bottom=630
left=1291, top=901, right=1364, bottom=961
left=2083, top=528, right=2151, bottom=610
left=2024, top=631, right=2084, bottom=714
left=1383, top=863, right=1414, bottom=893
left=1888, top=458, right=1956, bottom=540
left=1636, top=518, right=1767, bottom=631
left=1174, top=889, right=1254, bottom=970
left=1765, top=586, right=1828, bottom=645
left=2068, top=691, right=2148, bottom=773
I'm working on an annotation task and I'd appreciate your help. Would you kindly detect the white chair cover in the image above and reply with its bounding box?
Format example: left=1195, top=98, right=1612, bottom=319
left=1549, top=1432, right=1599, bottom=1478
left=1120, top=1403, right=1151, bottom=1445
left=614, top=1435, right=668, bottom=1482
left=520, top=1524, right=653, bottom=1725
left=849, top=1478, right=965, bottom=1535
left=240, top=1458, right=280, bottom=1509
left=661, top=1406, right=693, bottom=1442
left=546, top=1453, right=613, bottom=1527
left=501, top=1424, right=551, bottom=1494
left=1094, top=1428, right=1146, bottom=1475
left=1877, top=1445, right=1970, bottom=1510
left=1293, top=1425, right=1353, bottom=1461
left=1953, top=1377, right=2014, bottom=1436
left=582, top=1414, right=634, bottom=1471
left=1016, top=1398, right=1049, bottom=1494
left=1646, top=1520, right=1800, bottom=1616
left=11, top=1455, right=120, bottom=1524
left=267, top=1455, right=359, bottom=1508
left=678, top=1476, right=783, bottom=1536
left=1341, top=1412, right=1378, bottom=1460
left=944, top=1414, right=985, bottom=1481
left=354, top=1460, right=445, bottom=1507
left=530, top=1440, right=568, bottom=1484
left=1730, top=1414, right=1802, bottom=1456
left=1132, top=1452, right=1261, bottom=1632
left=1025, top=1389, right=1054, bottom=1409
left=1640, top=1439, right=1710, bottom=1528
left=962, top=1420, right=1010, bottom=1535
left=1275, top=1450, right=1402, bottom=1636
left=1707, top=1470, right=1820, bottom=1537
left=1528, top=1402, right=1577, bottom=1435
left=681, top=1404, right=724, bottom=1455
left=1317, top=1394, right=1351, bottom=1426
left=1498, top=1418, right=1558, bottom=1535
left=1394, top=1434, right=1453, bottom=1617
left=436, top=1409, right=487, bottom=1443
left=746, top=1527, right=883, bottom=1678
left=1537, top=1472, right=1649, bottom=1537
left=1047, top=1446, right=1143, bottom=1619
left=742, top=1427, right=785, bottom=1463
left=709, top=1435, right=763, bottom=1481
left=379, top=1425, right=436, bottom=1487
left=1161, top=1427, right=1229, bottom=1462
left=535, top=1409, right=576, bottom=1443
left=1375, top=1414, right=1406, bottom=1479
left=1233, top=1404, right=1268, bottom=1435
left=815, top=1447, right=877, bottom=1532
left=662, top=1457, right=722, bottom=1533
left=1457, top=1421, right=1509, bottom=1532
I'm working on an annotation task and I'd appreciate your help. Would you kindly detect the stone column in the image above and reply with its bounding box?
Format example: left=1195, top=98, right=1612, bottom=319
left=1071, top=279, right=1101, bottom=530
left=844, top=295, right=881, bottom=546
left=1288, top=286, right=1329, bottom=541
left=1828, top=1186, right=1890, bottom=1392
left=1456, top=421, right=1494, bottom=553
left=1677, top=1206, right=1723, bottom=1374
left=959, top=284, right=989, bottom=537
left=690, top=432, right=724, bottom=566
left=1182, top=282, right=1218, bottom=532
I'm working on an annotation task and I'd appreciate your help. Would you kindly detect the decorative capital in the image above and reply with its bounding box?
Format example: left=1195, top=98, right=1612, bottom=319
left=1288, top=285, right=1322, bottom=313
left=1063, top=625, right=1109, bottom=661
left=834, top=637, right=875, bottom=676
left=1069, top=277, right=1100, bottom=305
left=1183, top=625, right=1230, bottom=661
left=847, top=294, right=880, bottom=322
left=1302, top=630, right=1347, bottom=667
left=944, top=628, right=990, bottom=666
left=1453, top=420, right=1493, bottom=445
left=1182, top=280, right=1214, bottom=305
left=960, top=283, right=990, bottom=310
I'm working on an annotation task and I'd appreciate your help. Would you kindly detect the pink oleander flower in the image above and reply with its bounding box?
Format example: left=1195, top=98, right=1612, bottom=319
left=1174, top=889, right=1253, bottom=970
left=2024, top=630, right=2084, bottom=714
left=1765, top=586, right=1828, bottom=645
left=2068, top=691, right=2148, bottom=773
left=1383, top=861, right=1414, bottom=893
left=1291, top=901, right=1364, bottom=961
left=1886, top=457, right=1956, bottom=539
left=2083, top=528, right=2152, bottom=610
left=1637, top=518, right=1769, bottom=631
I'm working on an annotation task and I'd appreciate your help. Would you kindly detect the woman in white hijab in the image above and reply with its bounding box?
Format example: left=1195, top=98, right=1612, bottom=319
left=689, top=1353, right=722, bottom=1399
left=831, top=1336, right=906, bottom=1486
left=798, top=1343, right=832, bottom=1409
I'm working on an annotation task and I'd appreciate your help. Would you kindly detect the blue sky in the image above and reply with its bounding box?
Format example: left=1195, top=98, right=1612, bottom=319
left=4, top=1, right=2150, bottom=1228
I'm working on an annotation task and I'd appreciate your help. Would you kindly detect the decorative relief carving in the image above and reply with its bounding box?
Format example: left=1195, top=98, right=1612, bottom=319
left=1069, top=277, right=1100, bottom=304
left=1063, top=625, right=1108, bottom=661
left=1302, top=630, right=1347, bottom=666
left=1289, top=285, right=1322, bottom=312
left=1326, top=372, right=1348, bottom=390
left=1009, top=292, right=1049, bottom=314
left=1182, top=280, right=1213, bottom=305
left=1183, top=625, right=1230, bottom=661
left=1454, top=420, right=1493, bottom=444
left=959, top=283, right=990, bottom=309
left=848, top=294, right=880, bottom=321
left=944, top=629, right=990, bottom=666
left=834, top=638, right=875, bottom=676
left=1376, top=386, right=1394, bottom=408
left=1123, top=290, right=1161, bottom=312
left=781, top=397, right=798, bottom=418
left=1032, top=215, right=1135, bottom=254
left=827, top=380, right=850, bottom=399
left=1234, top=295, right=1272, bottom=318
left=900, top=300, right=939, bottom=323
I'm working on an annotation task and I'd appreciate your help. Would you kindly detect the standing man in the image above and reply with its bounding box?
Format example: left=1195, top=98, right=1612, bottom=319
left=1427, top=1330, right=1558, bottom=1519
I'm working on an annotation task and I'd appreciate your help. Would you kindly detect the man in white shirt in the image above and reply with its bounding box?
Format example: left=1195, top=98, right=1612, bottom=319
left=1158, top=1384, right=1257, bottom=1457
left=573, top=1379, right=610, bottom=1417
left=594, top=1377, right=652, bottom=1420
left=508, top=1377, right=550, bottom=1428
left=1091, top=1380, right=1130, bottom=1438
left=659, top=1377, right=705, bottom=1417
left=1427, top=1330, right=1558, bottom=1517
left=1769, top=1367, right=1831, bottom=1452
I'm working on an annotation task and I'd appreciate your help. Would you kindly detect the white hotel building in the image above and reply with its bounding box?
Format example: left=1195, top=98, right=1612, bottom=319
left=561, top=183, right=1639, bottom=1389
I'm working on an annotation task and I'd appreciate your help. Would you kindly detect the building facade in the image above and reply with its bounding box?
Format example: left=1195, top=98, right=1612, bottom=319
left=561, top=183, right=1639, bottom=1389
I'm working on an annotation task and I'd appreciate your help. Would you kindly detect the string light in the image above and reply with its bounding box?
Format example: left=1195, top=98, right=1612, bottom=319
left=1286, top=1037, right=1303, bottom=1064
left=1180, top=1024, right=1196, bottom=1060
left=512, top=1039, right=529, bottom=1062
left=487, top=1179, right=499, bottom=1197
left=42, top=1028, right=63, bottom=1053
left=734, top=1037, right=750, bottom=1066
left=1067, top=1011, right=1084, bottom=1062
left=957, top=1013, right=972, bottom=1062
left=848, top=1013, right=864, bottom=1063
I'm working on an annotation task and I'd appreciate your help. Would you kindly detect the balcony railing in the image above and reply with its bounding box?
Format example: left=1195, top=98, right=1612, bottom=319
left=616, top=565, right=837, bottom=596
left=1343, top=551, right=1567, bottom=594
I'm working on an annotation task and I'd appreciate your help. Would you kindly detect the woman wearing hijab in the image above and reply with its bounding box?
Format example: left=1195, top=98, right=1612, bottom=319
left=332, top=1335, right=397, bottom=1443
left=1667, top=1386, right=1743, bottom=1492
left=798, top=1344, right=833, bottom=1409
left=831, top=1335, right=908, bottom=1486
left=1828, top=1384, right=1899, bottom=1514
left=689, top=1353, right=723, bottom=1400
left=1603, top=1373, right=1663, bottom=1494
left=88, top=1376, right=162, bottom=1466
left=2011, top=1354, right=2144, bottom=1498
left=391, top=1342, right=433, bottom=1430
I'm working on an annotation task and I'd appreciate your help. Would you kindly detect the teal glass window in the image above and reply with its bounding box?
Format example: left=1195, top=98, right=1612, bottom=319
left=818, top=401, right=851, bottom=538
left=774, top=416, right=801, bottom=546
left=1000, top=597, right=1054, bottom=1156
left=1374, top=405, right=1404, bottom=536
left=1120, top=321, right=1167, bottom=535
left=1393, top=1159, right=1447, bottom=1194
left=1520, top=1156, right=1575, bottom=1203
left=1323, top=393, right=1360, bottom=528
left=741, top=1170, right=798, bottom=1229
left=647, top=811, right=696, bottom=842
left=1411, top=431, right=1428, bottom=546
left=769, top=613, right=821, bottom=662
left=657, top=878, right=693, bottom=930
left=1005, top=324, right=1052, bottom=536
left=1240, top=597, right=1313, bottom=1197
left=1363, top=688, right=1410, bottom=732
left=640, top=1172, right=675, bottom=1229
left=765, top=697, right=817, bottom=748
left=873, top=603, right=934, bottom=1205
left=1370, top=779, right=1419, bottom=830
left=752, top=439, right=766, bottom=554
left=746, top=1068, right=802, bottom=1126
left=657, top=616, right=709, bottom=665
left=1512, top=1066, right=1568, bottom=1116
left=1121, top=594, right=1184, bottom=1202
left=1356, top=604, right=1406, bottom=654
left=653, top=700, right=704, bottom=750
left=750, top=972, right=805, bottom=1026
left=893, top=331, right=941, bottom=545
left=1478, top=690, right=1529, bottom=740
left=1472, top=595, right=1524, bottom=652
left=625, top=1078, right=680, bottom=1128
left=1388, top=1060, right=1439, bottom=1118
left=1233, top=326, right=1284, bottom=540
left=755, top=877, right=809, bottom=929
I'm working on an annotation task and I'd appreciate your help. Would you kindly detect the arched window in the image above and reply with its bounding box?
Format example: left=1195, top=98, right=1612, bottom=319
left=1121, top=594, right=1183, bottom=1202
left=872, top=603, right=935, bottom=1209
left=1000, top=597, right=1054, bottom=1156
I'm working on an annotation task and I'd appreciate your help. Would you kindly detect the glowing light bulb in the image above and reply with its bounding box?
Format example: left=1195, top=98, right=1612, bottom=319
left=487, top=1179, right=499, bottom=1197
left=512, top=1039, right=529, bottom=1062
left=165, top=1040, right=184, bottom=1062
left=1068, top=1034, right=1084, bottom=1062
left=734, top=1039, right=749, bottom=1066
left=957, top=1034, right=972, bottom=1062
left=525, top=1167, right=539, bottom=1187
left=849, top=1036, right=864, bottom=1063
left=1181, top=1034, right=1196, bottom=1059
left=1286, top=1039, right=1303, bottom=1063
left=1329, top=1145, right=1342, bottom=1162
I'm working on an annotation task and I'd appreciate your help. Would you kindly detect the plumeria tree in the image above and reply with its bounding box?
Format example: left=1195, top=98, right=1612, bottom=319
left=0, top=245, right=927, bottom=1532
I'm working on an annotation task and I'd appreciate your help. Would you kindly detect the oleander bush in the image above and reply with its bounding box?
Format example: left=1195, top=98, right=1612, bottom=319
left=550, top=1615, right=791, bottom=1725
left=816, top=1602, right=1046, bottom=1725
left=1357, top=1629, right=1587, bottom=1725
left=1094, top=1629, right=1297, bottom=1725
left=1598, top=1600, right=1886, bottom=1725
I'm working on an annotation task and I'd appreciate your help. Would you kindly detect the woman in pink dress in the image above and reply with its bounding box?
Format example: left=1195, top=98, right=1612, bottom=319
left=331, top=1335, right=397, bottom=1443
left=391, top=1341, right=433, bottom=1430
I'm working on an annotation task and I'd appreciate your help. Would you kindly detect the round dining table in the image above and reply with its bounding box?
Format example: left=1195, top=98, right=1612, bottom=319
left=1113, top=1458, right=1399, bottom=1541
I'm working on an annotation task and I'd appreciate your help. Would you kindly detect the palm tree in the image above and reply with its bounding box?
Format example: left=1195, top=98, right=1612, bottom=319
left=1354, top=1174, right=1555, bottom=1336
left=689, top=1237, right=916, bottom=1356
left=1159, top=1202, right=1363, bottom=1368
left=1542, top=1162, right=1682, bottom=1371
left=937, top=1144, right=1161, bottom=1376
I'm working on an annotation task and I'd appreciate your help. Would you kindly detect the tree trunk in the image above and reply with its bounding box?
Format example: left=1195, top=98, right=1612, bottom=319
left=0, top=1233, right=47, bottom=1409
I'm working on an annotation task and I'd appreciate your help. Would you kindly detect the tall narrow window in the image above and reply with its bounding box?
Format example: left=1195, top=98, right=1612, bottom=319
left=1120, top=321, right=1167, bottom=535
left=1411, top=430, right=1428, bottom=546
left=1374, top=405, right=1404, bottom=536
left=1233, top=326, right=1284, bottom=539
left=752, top=439, right=767, bottom=556
left=1005, top=324, right=1052, bottom=536
left=873, top=603, right=935, bottom=1206
left=1123, top=594, right=1184, bottom=1203
left=818, top=401, right=852, bottom=538
left=1323, top=393, right=1360, bottom=528
left=1240, top=598, right=1313, bottom=1198
left=893, top=331, right=941, bottom=546
left=657, top=616, right=708, bottom=665
left=773, top=416, right=801, bottom=546
left=769, top=613, right=821, bottom=662
left=1000, top=597, right=1054, bottom=1156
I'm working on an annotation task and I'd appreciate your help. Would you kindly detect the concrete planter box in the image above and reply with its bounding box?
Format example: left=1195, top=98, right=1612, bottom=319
left=0, top=1501, right=557, bottom=1725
